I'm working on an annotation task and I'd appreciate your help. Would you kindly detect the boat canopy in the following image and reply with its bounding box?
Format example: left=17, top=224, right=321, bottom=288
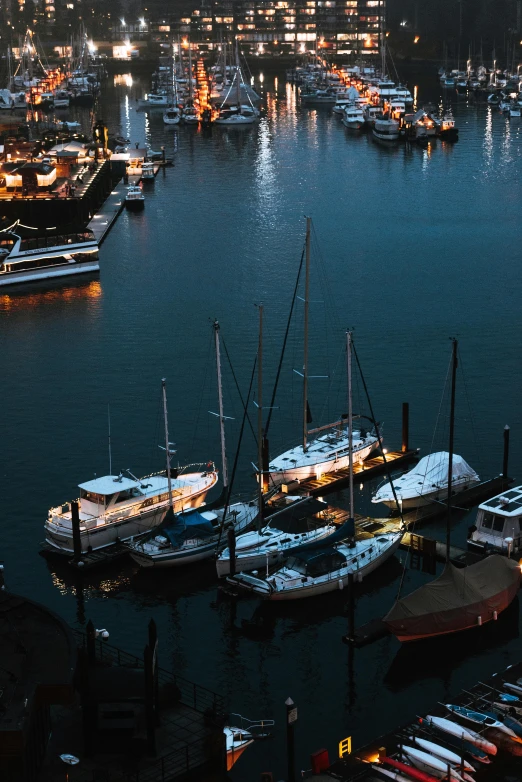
left=384, top=556, right=520, bottom=638
left=161, top=508, right=215, bottom=548
left=286, top=548, right=346, bottom=577
left=347, top=86, right=359, bottom=100
left=79, top=475, right=138, bottom=495
left=374, top=452, right=479, bottom=501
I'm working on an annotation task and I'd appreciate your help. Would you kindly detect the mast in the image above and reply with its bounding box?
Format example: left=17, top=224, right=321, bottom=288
left=257, top=304, right=264, bottom=523
left=346, top=331, right=354, bottom=524
left=188, top=40, right=192, bottom=100
left=213, top=320, right=228, bottom=488
left=107, top=404, right=112, bottom=475
left=446, top=339, right=458, bottom=562
left=162, top=378, right=173, bottom=510
left=235, top=38, right=241, bottom=111
left=302, top=217, right=311, bottom=452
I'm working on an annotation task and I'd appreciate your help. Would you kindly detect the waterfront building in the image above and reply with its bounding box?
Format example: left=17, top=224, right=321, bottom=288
left=166, top=0, right=384, bottom=57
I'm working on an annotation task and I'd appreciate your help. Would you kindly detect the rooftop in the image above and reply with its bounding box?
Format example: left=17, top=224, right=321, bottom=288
left=480, top=485, right=522, bottom=517
left=78, top=474, right=139, bottom=494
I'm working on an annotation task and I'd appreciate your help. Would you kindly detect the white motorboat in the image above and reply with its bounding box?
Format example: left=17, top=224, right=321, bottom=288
left=509, top=104, right=521, bottom=118
left=300, top=88, right=337, bottom=106
left=163, top=106, right=181, bottom=124
left=342, top=103, right=364, bottom=129
left=230, top=531, right=402, bottom=600
left=468, top=484, right=522, bottom=555
left=45, top=380, right=218, bottom=555
left=372, top=116, right=400, bottom=142
left=127, top=502, right=257, bottom=568
left=138, top=92, right=169, bottom=109
left=0, top=227, right=99, bottom=287
left=125, top=184, right=145, bottom=210
left=363, top=103, right=380, bottom=128
left=332, top=93, right=352, bottom=114
left=182, top=104, right=200, bottom=124
left=224, top=714, right=273, bottom=771
left=268, top=221, right=380, bottom=488
left=372, top=451, right=479, bottom=509
left=216, top=496, right=333, bottom=577
left=141, top=161, right=155, bottom=181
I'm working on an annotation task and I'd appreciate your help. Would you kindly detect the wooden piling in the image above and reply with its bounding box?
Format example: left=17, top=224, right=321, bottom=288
left=503, top=425, right=510, bottom=479
left=285, top=697, right=296, bottom=782
left=401, top=402, right=409, bottom=453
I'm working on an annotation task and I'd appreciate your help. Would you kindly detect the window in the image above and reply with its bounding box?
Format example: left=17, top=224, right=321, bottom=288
left=80, top=489, right=105, bottom=504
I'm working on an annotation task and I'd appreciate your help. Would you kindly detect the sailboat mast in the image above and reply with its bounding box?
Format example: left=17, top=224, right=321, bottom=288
left=302, top=217, right=311, bottom=452
left=346, top=330, right=354, bottom=522
left=235, top=38, right=241, bottom=109
left=446, top=338, right=458, bottom=562
left=257, top=304, right=264, bottom=517
left=213, top=320, right=228, bottom=488
left=188, top=41, right=192, bottom=100
left=162, top=378, right=173, bottom=510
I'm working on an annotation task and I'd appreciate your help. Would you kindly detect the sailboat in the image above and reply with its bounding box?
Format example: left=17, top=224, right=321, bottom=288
left=163, top=43, right=181, bottom=125
left=127, top=322, right=257, bottom=568
left=228, top=332, right=402, bottom=600
left=214, top=40, right=258, bottom=125
left=267, top=219, right=380, bottom=488
left=383, top=340, right=521, bottom=642
left=45, top=380, right=218, bottom=554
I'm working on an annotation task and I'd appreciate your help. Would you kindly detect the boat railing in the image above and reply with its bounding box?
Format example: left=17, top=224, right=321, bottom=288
left=227, top=712, right=274, bottom=737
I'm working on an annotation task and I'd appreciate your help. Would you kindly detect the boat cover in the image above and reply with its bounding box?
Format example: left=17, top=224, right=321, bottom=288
left=384, top=556, right=520, bottom=640
left=288, top=547, right=347, bottom=577
left=375, top=452, right=479, bottom=500
left=161, top=509, right=215, bottom=548
left=347, top=86, right=359, bottom=100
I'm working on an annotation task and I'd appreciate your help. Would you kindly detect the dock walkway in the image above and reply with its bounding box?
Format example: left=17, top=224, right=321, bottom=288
left=86, top=178, right=126, bottom=244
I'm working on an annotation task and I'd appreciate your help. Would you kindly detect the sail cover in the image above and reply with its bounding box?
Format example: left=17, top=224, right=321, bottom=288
left=384, top=556, right=520, bottom=641
left=374, top=452, right=479, bottom=501
left=161, top=509, right=215, bottom=548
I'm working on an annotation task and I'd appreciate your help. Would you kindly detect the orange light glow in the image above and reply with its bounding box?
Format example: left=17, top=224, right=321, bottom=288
left=414, top=35, right=420, bottom=43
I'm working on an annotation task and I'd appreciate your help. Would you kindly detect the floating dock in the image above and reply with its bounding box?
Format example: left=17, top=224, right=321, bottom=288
left=309, top=659, right=522, bottom=781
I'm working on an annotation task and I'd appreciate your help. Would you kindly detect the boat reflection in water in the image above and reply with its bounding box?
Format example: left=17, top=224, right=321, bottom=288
left=0, top=278, right=102, bottom=311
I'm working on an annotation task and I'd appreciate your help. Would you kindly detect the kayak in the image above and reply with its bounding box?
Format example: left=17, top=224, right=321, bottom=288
left=504, top=682, right=522, bottom=695
left=409, top=737, right=475, bottom=773
left=419, top=721, right=491, bottom=764
left=399, top=746, right=468, bottom=782
left=425, top=715, right=497, bottom=755
left=480, top=710, right=522, bottom=739
left=372, top=764, right=412, bottom=782
left=381, top=755, right=442, bottom=782
left=446, top=704, right=520, bottom=740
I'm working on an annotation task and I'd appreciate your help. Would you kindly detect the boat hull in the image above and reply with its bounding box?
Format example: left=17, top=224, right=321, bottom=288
left=268, top=440, right=377, bottom=486
left=0, top=259, right=99, bottom=286
left=125, top=199, right=145, bottom=211
left=375, top=479, right=479, bottom=509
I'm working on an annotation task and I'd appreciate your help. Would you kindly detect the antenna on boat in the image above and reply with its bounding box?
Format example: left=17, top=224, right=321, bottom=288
left=107, top=403, right=112, bottom=475
left=446, top=338, right=458, bottom=562
left=346, top=330, right=355, bottom=541
left=161, top=378, right=173, bottom=511
left=302, top=216, right=311, bottom=453
left=213, top=319, right=228, bottom=488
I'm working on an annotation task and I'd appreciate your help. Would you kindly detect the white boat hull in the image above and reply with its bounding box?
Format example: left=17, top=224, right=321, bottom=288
left=342, top=119, right=364, bottom=130
left=374, top=478, right=480, bottom=509
left=268, top=440, right=377, bottom=486
left=0, top=259, right=99, bottom=287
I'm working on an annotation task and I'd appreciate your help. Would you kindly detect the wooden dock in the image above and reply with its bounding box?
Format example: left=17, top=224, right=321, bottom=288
left=39, top=541, right=129, bottom=571
left=297, top=449, right=419, bottom=495
left=86, top=178, right=127, bottom=245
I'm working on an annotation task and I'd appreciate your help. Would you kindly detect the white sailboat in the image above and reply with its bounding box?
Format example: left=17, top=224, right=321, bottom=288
left=45, top=380, right=218, bottom=554
left=268, top=219, right=380, bottom=488
left=230, top=332, right=402, bottom=600
left=127, top=322, right=257, bottom=568
left=214, top=41, right=258, bottom=126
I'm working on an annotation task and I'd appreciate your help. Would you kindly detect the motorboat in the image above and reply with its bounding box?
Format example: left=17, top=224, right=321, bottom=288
left=0, top=228, right=99, bottom=287
left=138, top=92, right=169, bottom=110
left=214, top=105, right=257, bottom=125
left=332, top=93, right=352, bottom=115
left=363, top=103, right=380, bottom=128
left=53, top=90, right=70, bottom=109
left=127, top=502, right=257, bottom=568
left=509, top=104, right=521, bottom=118
left=372, top=452, right=479, bottom=509
left=45, top=468, right=218, bottom=554
left=300, top=88, right=337, bottom=106
left=216, top=496, right=333, bottom=577
left=182, top=104, right=200, bottom=124
left=141, top=161, right=155, bottom=181
left=163, top=106, right=181, bottom=124
left=230, top=530, right=402, bottom=600
left=437, top=112, right=459, bottom=140
left=342, top=103, right=365, bottom=130
left=372, top=115, right=400, bottom=142
left=468, top=484, right=522, bottom=555
left=125, top=184, right=145, bottom=210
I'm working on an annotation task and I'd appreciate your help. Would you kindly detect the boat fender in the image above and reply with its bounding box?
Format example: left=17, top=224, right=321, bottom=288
left=95, top=628, right=109, bottom=640
left=494, top=611, right=498, bottom=621
left=338, top=579, right=344, bottom=590
left=477, top=616, right=482, bottom=626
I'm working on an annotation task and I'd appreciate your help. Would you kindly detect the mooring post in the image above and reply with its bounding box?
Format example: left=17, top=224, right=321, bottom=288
left=347, top=571, right=355, bottom=642
left=227, top=527, right=236, bottom=578
left=285, top=697, right=297, bottom=782
left=401, top=402, right=409, bottom=453
left=71, top=499, right=82, bottom=561
left=503, top=425, right=510, bottom=480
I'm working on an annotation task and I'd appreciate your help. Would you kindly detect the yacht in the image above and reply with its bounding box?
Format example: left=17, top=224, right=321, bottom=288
left=141, top=161, right=155, bottom=181
left=214, top=105, right=257, bottom=125
left=468, top=485, right=522, bottom=556
left=363, top=104, right=380, bottom=128
left=125, top=185, right=145, bottom=210
left=342, top=103, right=365, bottom=129
left=182, top=104, right=200, bottom=124
left=138, top=92, right=169, bottom=110
left=0, top=229, right=99, bottom=286
left=45, top=467, right=218, bottom=554
left=53, top=90, right=70, bottom=109
left=372, top=115, right=400, bottom=142
left=163, top=106, right=181, bottom=125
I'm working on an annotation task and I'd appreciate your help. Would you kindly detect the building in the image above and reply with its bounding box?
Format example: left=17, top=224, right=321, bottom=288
left=167, top=0, right=384, bottom=57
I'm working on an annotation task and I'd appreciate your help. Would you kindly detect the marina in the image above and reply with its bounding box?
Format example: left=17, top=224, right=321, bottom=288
left=1, top=9, right=522, bottom=782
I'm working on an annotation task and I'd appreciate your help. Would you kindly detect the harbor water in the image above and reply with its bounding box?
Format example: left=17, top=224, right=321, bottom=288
left=1, top=65, right=522, bottom=778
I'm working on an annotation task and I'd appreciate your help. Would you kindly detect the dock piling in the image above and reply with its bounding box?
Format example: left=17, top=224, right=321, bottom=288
left=71, top=500, right=82, bottom=561
left=285, top=697, right=296, bottom=782
left=401, top=402, right=409, bottom=453
left=503, top=424, right=510, bottom=479
left=227, top=527, right=236, bottom=578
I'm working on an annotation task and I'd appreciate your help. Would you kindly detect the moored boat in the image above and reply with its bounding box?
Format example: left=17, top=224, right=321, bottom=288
left=468, top=484, right=522, bottom=555
left=372, top=115, right=400, bottom=142
left=125, top=184, right=145, bottom=210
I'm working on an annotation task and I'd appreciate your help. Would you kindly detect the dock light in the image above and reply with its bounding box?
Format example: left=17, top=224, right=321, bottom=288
left=364, top=752, right=380, bottom=763
left=414, top=36, right=420, bottom=43
left=382, top=448, right=388, bottom=454
left=120, top=17, right=125, bottom=25
left=139, top=17, right=145, bottom=27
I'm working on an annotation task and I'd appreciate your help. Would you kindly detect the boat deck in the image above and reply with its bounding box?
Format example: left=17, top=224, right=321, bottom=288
left=308, top=659, right=522, bottom=781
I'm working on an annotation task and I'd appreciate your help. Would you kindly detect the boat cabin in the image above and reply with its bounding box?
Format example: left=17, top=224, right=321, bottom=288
left=468, top=485, right=522, bottom=554
left=78, top=475, right=149, bottom=516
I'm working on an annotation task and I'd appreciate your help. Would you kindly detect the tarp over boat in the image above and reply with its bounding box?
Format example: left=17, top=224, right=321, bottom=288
left=347, top=86, right=360, bottom=101
left=373, top=451, right=479, bottom=502
left=161, top=508, right=215, bottom=548
left=384, top=555, right=520, bottom=641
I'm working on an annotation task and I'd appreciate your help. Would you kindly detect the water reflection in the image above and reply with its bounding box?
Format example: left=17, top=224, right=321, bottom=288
left=114, top=73, right=133, bottom=88
left=0, top=279, right=102, bottom=312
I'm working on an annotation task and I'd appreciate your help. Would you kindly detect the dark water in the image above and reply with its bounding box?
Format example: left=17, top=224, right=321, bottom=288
left=1, top=66, right=522, bottom=778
